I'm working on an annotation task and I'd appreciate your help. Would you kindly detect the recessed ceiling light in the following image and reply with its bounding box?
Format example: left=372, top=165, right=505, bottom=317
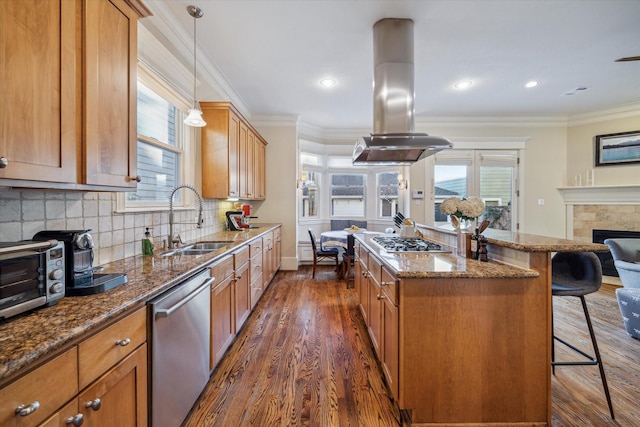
left=454, top=80, right=473, bottom=90
left=525, top=81, right=539, bottom=88
left=319, top=78, right=336, bottom=88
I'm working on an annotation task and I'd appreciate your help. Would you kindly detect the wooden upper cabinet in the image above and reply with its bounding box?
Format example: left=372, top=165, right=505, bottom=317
left=0, top=0, right=148, bottom=189
left=83, top=0, right=139, bottom=188
left=201, top=102, right=267, bottom=200
left=253, top=136, right=266, bottom=200
left=202, top=103, right=240, bottom=199
left=0, top=0, right=78, bottom=183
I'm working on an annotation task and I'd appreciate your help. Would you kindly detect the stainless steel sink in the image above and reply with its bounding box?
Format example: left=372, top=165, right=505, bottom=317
left=159, top=241, right=234, bottom=257
left=191, top=241, right=234, bottom=250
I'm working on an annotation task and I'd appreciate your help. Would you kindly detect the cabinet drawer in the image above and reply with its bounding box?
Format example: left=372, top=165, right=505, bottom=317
left=78, top=307, right=146, bottom=389
left=0, top=348, right=78, bottom=427
left=249, top=239, right=263, bottom=256
left=210, top=255, right=234, bottom=282
left=234, top=245, right=250, bottom=267
left=381, top=266, right=399, bottom=306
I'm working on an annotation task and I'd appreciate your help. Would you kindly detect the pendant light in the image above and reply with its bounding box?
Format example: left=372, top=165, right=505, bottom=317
left=184, top=5, right=206, bottom=127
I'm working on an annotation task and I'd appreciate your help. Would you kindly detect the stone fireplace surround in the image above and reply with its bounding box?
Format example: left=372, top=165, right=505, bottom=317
left=558, top=184, right=640, bottom=285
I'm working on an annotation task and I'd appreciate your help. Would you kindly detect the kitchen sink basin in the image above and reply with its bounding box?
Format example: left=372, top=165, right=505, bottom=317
left=159, top=241, right=234, bottom=257
left=191, top=241, right=234, bottom=250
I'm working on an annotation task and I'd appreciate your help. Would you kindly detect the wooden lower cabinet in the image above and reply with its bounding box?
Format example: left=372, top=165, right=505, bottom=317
left=210, top=266, right=235, bottom=370
left=0, top=308, right=148, bottom=427
left=78, top=344, right=147, bottom=426
left=234, top=247, right=251, bottom=331
left=250, top=239, right=264, bottom=308
left=381, top=294, right=399, bottom=399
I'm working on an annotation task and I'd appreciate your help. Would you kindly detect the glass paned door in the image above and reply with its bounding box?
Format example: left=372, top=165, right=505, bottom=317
left=434, top=165, right=468, bottom=223
left=479, top=165, right=514, bottom=230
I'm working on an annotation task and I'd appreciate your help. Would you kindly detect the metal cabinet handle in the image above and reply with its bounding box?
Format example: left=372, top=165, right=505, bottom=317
left=66, top=414, right=84, bottom=426
left=155, top=277, right=215, bottom=318
left=127, top=175, right=141, bottom=182
left=381, top=281, right=393, bottom=287
left=0, top=157, right=7, bottom=168
left=116, top=337, right=131, bottom=346
left=85, top=398, right=101, bottom=411
left=15, top=401, right=40, bottom=416
left=377, top=294, right=385, bottom=300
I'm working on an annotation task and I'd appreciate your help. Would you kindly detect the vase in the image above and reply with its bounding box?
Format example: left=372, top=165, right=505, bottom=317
left=451, top=215, right=475, bottom=232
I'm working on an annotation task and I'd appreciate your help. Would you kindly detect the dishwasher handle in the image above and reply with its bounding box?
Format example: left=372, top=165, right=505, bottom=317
left=155, top=277, right=216, bottom=318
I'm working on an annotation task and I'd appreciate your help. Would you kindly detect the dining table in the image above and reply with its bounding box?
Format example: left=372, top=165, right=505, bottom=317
left=320, top=230, right=351, bottom=250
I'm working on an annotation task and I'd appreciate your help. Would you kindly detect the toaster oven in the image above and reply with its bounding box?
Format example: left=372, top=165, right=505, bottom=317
left=0, top=240, right=65, bottom=320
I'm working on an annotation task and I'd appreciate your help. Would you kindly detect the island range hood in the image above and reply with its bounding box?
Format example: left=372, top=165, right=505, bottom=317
left=353, top=18, right=452, bottom=165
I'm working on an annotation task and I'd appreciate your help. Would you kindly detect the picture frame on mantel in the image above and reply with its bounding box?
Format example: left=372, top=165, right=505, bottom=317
left=595, top=130, right=640, bottom=167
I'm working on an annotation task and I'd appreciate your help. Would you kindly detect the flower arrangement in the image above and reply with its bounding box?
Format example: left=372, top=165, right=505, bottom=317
left=440, top=196, right=486, bottom=222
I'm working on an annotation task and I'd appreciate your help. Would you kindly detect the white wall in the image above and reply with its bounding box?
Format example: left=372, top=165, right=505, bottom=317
left=253, top=120, right=299, bottom=270
left=567, top=111, right=640, bottom=186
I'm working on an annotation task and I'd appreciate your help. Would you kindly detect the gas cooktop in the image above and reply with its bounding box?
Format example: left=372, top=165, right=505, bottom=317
left=372, top=236, right=450, bottom=253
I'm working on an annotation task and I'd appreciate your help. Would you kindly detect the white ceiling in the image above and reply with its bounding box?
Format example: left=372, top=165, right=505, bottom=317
left=141, top=0, right=640, bottom=131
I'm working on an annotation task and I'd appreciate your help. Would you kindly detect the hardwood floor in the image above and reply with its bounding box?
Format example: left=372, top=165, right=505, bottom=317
left=184, top=266, right=640, bottom=426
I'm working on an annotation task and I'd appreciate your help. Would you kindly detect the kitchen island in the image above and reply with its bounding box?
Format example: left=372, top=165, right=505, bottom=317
left=353, top=227, right=608, bottom=427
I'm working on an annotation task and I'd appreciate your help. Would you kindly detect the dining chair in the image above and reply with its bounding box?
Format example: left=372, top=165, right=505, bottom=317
left=308, top=228, right=340, bottom=278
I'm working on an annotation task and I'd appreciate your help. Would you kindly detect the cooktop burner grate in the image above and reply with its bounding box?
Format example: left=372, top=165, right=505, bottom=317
left=372, top=236, right=449, bottom=253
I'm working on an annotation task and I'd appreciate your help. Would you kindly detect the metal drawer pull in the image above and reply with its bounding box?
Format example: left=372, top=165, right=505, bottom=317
left=381, top=281, right=393, bottom=287
left=85, top=398, right=102, bottom=411
left=127, top=175, right=141, bottom=182
left=116, top=337, right=131, bottom=346
left=66, top=414, right=84, bottom=426
left=0, top=157, right=7, bottom=168
left=155, top=277, right=215, bottom=318
left=377, top=294, right=385, bottom=300
left=15, top=401, right=40, bottom=416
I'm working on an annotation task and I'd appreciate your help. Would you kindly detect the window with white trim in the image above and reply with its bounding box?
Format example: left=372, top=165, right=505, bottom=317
left=118, top=63, right=196, bottom=211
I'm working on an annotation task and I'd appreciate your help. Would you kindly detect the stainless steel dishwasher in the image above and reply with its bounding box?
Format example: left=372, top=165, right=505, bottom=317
left=149, top=269, right=214, bottom=427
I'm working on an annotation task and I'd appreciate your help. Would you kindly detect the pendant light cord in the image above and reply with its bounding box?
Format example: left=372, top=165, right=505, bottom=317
left=192, top=9, right=197, bottom=108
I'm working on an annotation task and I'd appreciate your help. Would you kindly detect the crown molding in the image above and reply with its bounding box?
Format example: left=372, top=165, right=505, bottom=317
left=567, top=102, right=640, bottom=126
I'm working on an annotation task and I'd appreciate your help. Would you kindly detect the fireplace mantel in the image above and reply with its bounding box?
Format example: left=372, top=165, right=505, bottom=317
left=557, top=185, right=640, bottom=205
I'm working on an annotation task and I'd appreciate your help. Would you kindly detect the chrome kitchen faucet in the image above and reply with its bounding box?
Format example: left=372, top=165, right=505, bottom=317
left=168, top=184, right=204, bottom=249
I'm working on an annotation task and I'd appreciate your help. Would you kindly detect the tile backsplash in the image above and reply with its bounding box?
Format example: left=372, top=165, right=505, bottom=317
left=0, top=188, right=231, bottom=266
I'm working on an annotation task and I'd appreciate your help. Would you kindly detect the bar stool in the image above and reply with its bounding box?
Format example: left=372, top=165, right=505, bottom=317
left=551, top=251, right=614, bottom=419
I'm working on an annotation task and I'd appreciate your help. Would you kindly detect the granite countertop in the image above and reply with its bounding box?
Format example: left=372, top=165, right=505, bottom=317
left=354, top=233, right=540, bottom=279
left=481, top=229, right=610, bottom=252
left=0, top=224, right=280, bottom=385
left=417, top=223, right=610, bottom=253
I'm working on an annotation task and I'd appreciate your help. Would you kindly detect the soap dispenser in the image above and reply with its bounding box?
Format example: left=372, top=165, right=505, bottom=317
left=142, top=227, right=154, bottom=256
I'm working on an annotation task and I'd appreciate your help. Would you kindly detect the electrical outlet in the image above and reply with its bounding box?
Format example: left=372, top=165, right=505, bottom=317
left=537, top=199, right=545, bottom=206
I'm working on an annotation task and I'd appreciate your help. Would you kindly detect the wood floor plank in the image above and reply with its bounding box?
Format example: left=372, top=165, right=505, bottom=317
left=184, top=267, right=640, bottom=426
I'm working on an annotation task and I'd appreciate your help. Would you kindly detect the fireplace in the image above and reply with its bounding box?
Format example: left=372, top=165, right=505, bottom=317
left=593, top=229, right=640, bottom=277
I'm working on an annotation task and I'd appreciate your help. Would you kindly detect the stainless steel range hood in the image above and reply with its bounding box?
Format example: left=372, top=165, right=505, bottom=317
left=353, top=18, right=452, bottom=165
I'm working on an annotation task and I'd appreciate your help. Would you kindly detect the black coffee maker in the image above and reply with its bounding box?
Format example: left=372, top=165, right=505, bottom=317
left=33, top=230, right=127, bottom=295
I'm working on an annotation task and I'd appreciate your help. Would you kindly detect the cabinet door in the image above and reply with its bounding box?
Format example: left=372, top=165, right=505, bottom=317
left=234, top=260, right=251, bottom=331
left=0, top=0, right=77, bottom=183
left=79, top=343, right=147, bottom=427
left=253, top=138, right=266, bottom=200
left=274, top=228, right=281, bottom=272
left=239, top=124, right=255, bottom=199
left=250, top=252, right=263, bottom=308
left=84, top=0, right=138, bottom=187
left=228, top=112, right=240, bottom=198
left=367, top=275, right=383, bottom=358
left=382, top=295, right=399, bottom=399
left=355, top=258, right=368, bottom=322
left=211, top=273, right=234, bottom=369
